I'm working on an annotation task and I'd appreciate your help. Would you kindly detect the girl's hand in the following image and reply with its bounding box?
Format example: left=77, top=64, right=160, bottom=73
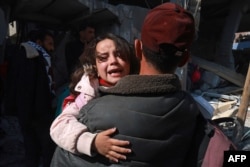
left=92, top=128, right=131, bottom=162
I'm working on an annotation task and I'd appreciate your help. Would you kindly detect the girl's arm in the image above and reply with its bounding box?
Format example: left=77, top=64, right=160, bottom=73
left=50, top=72, right=131, bottom=159
left=50, top=73, right=98, bottom=155
left=50, top=101, right=96, bottom=156
left=50, top=98, right=131, bottom=159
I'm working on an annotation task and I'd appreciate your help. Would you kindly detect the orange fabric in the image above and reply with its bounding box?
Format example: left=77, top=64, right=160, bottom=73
left=62, top=94, right=76, bottom=109
left=98, top=78, right=114, bottom=87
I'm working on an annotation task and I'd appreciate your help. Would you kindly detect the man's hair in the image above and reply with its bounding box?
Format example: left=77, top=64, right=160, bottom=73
left=143, top=44, right=184, bottom=73
left=79, top=22, right=95, bottom=32
left=28, top=29, right=54, bottom=42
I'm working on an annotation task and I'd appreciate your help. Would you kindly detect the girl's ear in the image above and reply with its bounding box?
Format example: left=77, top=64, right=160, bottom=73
left=178, top=51, right=190, bottom=67
left=134, top=39, right=143, bottom=60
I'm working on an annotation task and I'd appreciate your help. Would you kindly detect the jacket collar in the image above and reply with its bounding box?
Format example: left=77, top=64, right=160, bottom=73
left=99, top=74, right=181, bottom=95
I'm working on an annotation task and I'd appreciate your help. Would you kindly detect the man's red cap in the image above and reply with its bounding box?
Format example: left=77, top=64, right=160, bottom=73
left=141, top=3, right=195, bottom=55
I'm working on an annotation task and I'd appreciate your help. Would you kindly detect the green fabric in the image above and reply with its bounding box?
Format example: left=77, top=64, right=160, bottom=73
left=55, top=87, right=70, bottom=117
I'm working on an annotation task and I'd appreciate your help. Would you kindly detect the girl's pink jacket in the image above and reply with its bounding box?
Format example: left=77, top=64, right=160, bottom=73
left=50, top=74, right=99, bottom=156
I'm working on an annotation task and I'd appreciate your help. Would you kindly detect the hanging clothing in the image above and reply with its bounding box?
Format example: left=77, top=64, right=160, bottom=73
left=26, top=41, right=55, bottom=95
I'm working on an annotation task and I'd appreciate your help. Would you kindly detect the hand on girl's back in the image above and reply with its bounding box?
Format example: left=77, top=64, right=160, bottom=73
left=92, top=127, right=131, bottom=162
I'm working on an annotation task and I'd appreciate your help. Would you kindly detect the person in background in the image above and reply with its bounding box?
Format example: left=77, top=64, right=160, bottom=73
left=50, top=33, right=139, bottom=162
left=54, top=23, right=96, bottom=117
left=13, top=29, right=56, bottom=167
left=51, top=2, right=199, bottom=167
left=65, top=22, right=95, bottom=77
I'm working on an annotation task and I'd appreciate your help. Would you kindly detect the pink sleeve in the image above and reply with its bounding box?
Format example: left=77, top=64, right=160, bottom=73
left=50, top=103, right=97, bottom=156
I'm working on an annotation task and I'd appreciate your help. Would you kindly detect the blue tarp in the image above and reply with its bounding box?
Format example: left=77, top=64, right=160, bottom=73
left=232, top=41, right=250, bottom=50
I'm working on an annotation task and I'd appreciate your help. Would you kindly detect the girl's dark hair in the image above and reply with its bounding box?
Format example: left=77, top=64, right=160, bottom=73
left=68, top=39, right=97, bottom=96
left=69, top=33, right=139, bottom=96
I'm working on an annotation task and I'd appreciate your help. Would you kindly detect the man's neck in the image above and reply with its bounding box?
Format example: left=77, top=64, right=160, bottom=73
left=139, top=61, right=162, bottom=75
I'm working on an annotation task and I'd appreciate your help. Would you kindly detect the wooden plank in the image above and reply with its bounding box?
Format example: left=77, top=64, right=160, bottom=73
left=191, top=56, right=245, bottom=87
left=237, top=63, right=250, bottom=128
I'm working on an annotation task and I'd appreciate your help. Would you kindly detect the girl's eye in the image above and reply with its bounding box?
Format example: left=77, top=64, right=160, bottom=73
left=96, top=55, right=108, bottom=62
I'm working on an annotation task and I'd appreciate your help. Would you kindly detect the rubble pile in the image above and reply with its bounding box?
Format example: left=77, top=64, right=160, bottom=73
left=188, top=58, right=250, bottom=151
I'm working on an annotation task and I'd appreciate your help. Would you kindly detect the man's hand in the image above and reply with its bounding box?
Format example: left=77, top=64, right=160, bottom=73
left=92, top=128, right=131, bottom=162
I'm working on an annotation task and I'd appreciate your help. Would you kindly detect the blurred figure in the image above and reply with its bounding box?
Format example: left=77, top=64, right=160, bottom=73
left=11, top=29, right=56, bottom=167
left=65, top=23, right=95, bottom=77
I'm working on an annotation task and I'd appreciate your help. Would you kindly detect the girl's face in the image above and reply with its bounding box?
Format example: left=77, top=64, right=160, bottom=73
left=95, top=38, right=130, bottom=85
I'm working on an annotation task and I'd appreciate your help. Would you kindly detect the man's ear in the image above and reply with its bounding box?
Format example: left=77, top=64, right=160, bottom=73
left=134, top=39, right=143, bottom=60
left=178, top=51, right=190, bottom=67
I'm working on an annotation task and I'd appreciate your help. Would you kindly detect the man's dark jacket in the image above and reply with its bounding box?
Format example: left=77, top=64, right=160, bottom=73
left=5, top=45, right=55, bottom=132
left=5, top=45, right=56, bottom=166
left=51, top=74, right=199, bottom=167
